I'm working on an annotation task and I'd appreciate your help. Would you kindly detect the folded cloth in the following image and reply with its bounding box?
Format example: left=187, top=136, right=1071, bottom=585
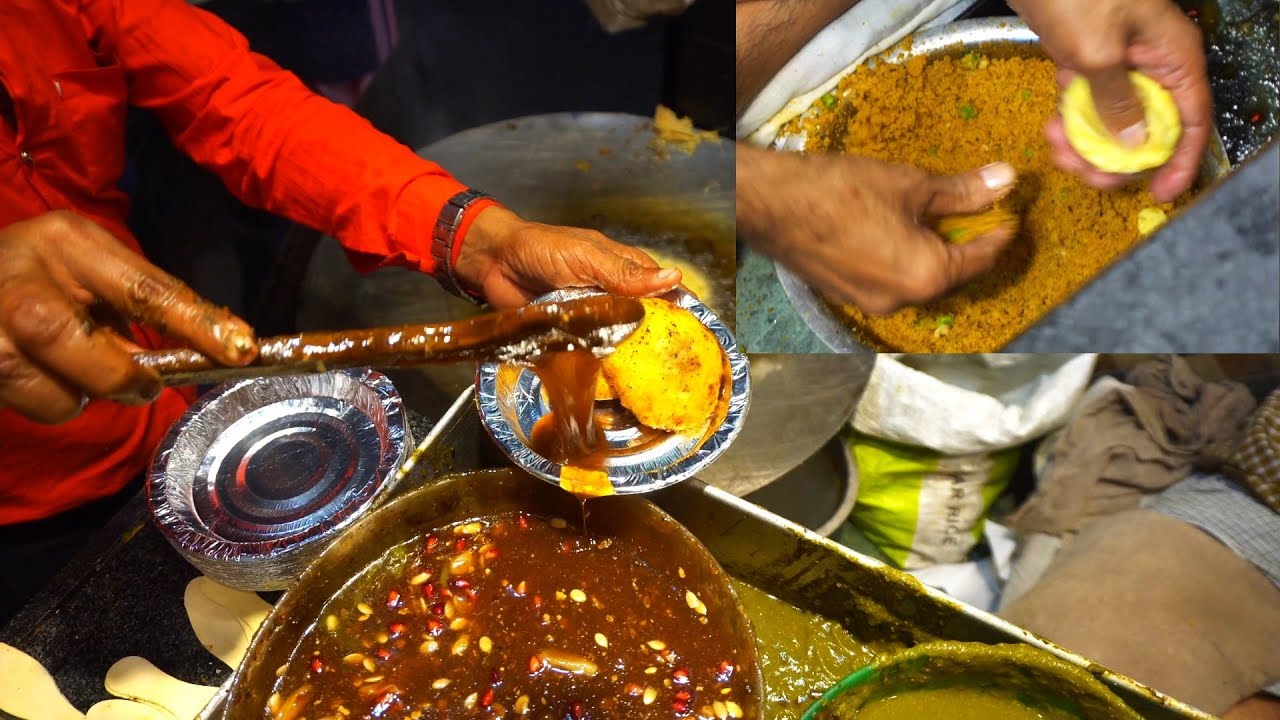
left=998, top=509, right=1280, bottom=715
left=1225, top=389, right=1280, bottom=512
left=1006, top=355, right=1256, bottom=536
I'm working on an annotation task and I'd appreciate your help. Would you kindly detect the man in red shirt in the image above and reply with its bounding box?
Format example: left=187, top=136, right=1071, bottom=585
left=0, top=0, right=682, bottom=611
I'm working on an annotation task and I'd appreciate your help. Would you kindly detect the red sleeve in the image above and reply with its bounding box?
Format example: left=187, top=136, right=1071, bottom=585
left=75, top=0, right=489, bottom=276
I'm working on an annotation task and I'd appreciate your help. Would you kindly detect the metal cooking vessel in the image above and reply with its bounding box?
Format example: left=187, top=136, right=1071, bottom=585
left=770, top=18, right=1233, bottom=353
left=222, top=467, right=764, bottom=719
left=696, top=353, right=871, bottom=496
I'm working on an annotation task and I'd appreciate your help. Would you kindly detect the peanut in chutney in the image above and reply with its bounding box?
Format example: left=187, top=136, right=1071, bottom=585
left=267, top=513, right=753, bottom=720
left=789, top=48, right=1188, bottom=351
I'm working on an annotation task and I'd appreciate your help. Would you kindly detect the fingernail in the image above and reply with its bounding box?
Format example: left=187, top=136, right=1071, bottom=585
left=225, top=329, right=256, bottom=361
left=979, top=162, right=1016, bottom=190
left=656, top=268, right=680, bottom=283
left=1116, top=121, right=1147, bottom=147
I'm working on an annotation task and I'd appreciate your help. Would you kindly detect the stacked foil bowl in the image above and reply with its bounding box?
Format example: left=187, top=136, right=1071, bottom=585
left=147, top=368, right=410, bottom=591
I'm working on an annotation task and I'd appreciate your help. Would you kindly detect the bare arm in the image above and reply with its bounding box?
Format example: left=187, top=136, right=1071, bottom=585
left=736, top=0, right=860, bottom=115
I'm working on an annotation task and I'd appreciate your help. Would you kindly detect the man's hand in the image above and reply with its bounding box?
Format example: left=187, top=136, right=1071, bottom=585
left=453, top=206, right=683, bottom=308
left=0, top=211, right=257, bottom=424
left=1009, top=0, right=1210, bottom=202
left=736, top=145, right=1017, bottom=315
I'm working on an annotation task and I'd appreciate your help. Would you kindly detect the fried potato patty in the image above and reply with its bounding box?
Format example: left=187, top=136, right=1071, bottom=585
left=602, top=298, right=724, bottom=433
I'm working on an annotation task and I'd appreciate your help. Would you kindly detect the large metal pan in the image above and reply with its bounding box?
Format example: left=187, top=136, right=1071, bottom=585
left=222, top=467, right=764, bottom=719
left=770, top=18, right=1232, bottom=353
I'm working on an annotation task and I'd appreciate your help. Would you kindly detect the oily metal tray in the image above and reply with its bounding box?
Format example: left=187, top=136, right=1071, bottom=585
left=200, top=384, right=1211, bottom=720
left=769, top=17, right=1233, bottom=354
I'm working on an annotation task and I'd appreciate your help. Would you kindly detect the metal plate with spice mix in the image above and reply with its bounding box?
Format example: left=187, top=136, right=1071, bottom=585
left=265, top=511, right=760, bottom=719
left=772, top=19, right=1228, bottom=352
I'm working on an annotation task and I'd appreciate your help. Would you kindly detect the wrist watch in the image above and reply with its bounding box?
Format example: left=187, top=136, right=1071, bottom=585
left=431, top=188, right=495, bottom=304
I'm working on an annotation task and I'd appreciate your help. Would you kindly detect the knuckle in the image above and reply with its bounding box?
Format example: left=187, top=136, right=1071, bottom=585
left=122, top=270, right=183, bottom=320
left=898, top=265, right=947, bottom=303
left=1, top=293, right=80, bottom=351
left=0, top=342, right=31, bottom=385
left=35, top=210, right=83, bottom=242
left=1065, top=45, right=1124, bottom=74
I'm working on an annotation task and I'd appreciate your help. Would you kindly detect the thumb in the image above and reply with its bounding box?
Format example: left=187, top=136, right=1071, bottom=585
left=584, top=253, right=682, bottom=298
left=924, top=162, right=1017, bottom=217
left=1082, top=65, right=1147, bottom=144
left=934, top=224, right=1018, bottom=294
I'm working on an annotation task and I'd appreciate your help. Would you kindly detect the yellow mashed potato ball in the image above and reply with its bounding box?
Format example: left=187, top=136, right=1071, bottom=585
left=1061, top=72, right=1181, bottom=174
left=1137, top=207, right=1169, bottom=237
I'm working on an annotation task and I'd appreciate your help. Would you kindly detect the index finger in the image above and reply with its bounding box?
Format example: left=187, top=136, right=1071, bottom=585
left=44, top=213, right=258, bottom=366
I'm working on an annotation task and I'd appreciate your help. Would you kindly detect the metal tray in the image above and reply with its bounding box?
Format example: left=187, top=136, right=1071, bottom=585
left=201, top=384, right=1212, bottom=720
left=770, top=17, right=1233, bottom=354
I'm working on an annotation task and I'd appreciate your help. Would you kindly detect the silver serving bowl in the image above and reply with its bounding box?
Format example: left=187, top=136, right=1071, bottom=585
left=770, top=17, right=1232, bottom=353
left=146, top=368, right=410, bottom=590
left=477, top=288, right=749, bottom=495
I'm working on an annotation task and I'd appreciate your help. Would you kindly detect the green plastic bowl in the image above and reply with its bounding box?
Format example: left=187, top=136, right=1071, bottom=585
left=801, top=642, right=1144, bottom=720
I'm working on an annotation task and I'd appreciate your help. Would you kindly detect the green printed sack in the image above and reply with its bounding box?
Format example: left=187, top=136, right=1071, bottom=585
left=848, top=430, right=1020, bottom=569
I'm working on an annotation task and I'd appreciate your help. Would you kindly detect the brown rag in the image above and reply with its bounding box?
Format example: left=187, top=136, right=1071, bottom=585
left=1007, top=355, right=1256, bottom=536
left=998, top=510, right=1280, bottom=715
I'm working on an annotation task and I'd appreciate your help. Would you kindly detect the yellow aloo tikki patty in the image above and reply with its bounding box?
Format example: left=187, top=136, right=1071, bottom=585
left=601, top=298, right=725, bottom=434
left=1061, top=71, right=1181, bottom=174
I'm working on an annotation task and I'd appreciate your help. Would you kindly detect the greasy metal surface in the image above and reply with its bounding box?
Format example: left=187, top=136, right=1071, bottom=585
left=135, top=295, right=644, bottom=386
left=741, top=435, right=859, bottom=537
left=770, top=18, right=1233, bottom=353
left=696, top=353, right=871, bottom=495
left=202, top=385, right=1212, bottom=720
left=221, top=468, right=764, bottom=719
left=478, top=287, right=750, bottom=495
left=146, top=369, right=409, bottom=591
left=418, top=112, right=737, bottom=327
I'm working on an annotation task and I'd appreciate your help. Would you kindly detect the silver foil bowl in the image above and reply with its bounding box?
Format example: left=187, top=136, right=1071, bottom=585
left=147, top=368, right=410, bottom=591
left=477, top=288, right=750, bottom=494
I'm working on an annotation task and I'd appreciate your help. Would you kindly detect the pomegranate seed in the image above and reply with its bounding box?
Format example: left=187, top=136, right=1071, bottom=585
left=375, top=647, right=391, bottom=661
left=673, top=690, right=694, bottom=716
left=528, top=655, right=541, bottom=673
left=450, top=578, right=471, bottom=591
left=425, top=535, right=439, bottom=552
left=484, top=547, right=500, bottom=560
left=517, top=515, right=529, bottom=530
left=441, top=586, right=453, bottom=599
left=1249, top=111, right=1263, bottom=124
left=672, top=668, right=690, bottom=685
left=568, top=700, right=585, bottom=720
left=431, top=602, right=445, bottom=616
left=716, top=661, right=734, bottom=683
left=532, top=595, right=543, bottom=610
left=388, top=622, right=406, bottom=638
left=309, top=657, right=324, bottom=674
left=490, top=667, right=503, bottom=685
left=427, top=618, right=444, bottom=636
left=455, top=538, right=468, bottom=551
left=386, top=589, right=402, bottom=609
left=1187, top=8, right=1199, bottom=17
left=480, top=688, right=495, bottom=708
left=423, top=583, right=436, bottom=599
